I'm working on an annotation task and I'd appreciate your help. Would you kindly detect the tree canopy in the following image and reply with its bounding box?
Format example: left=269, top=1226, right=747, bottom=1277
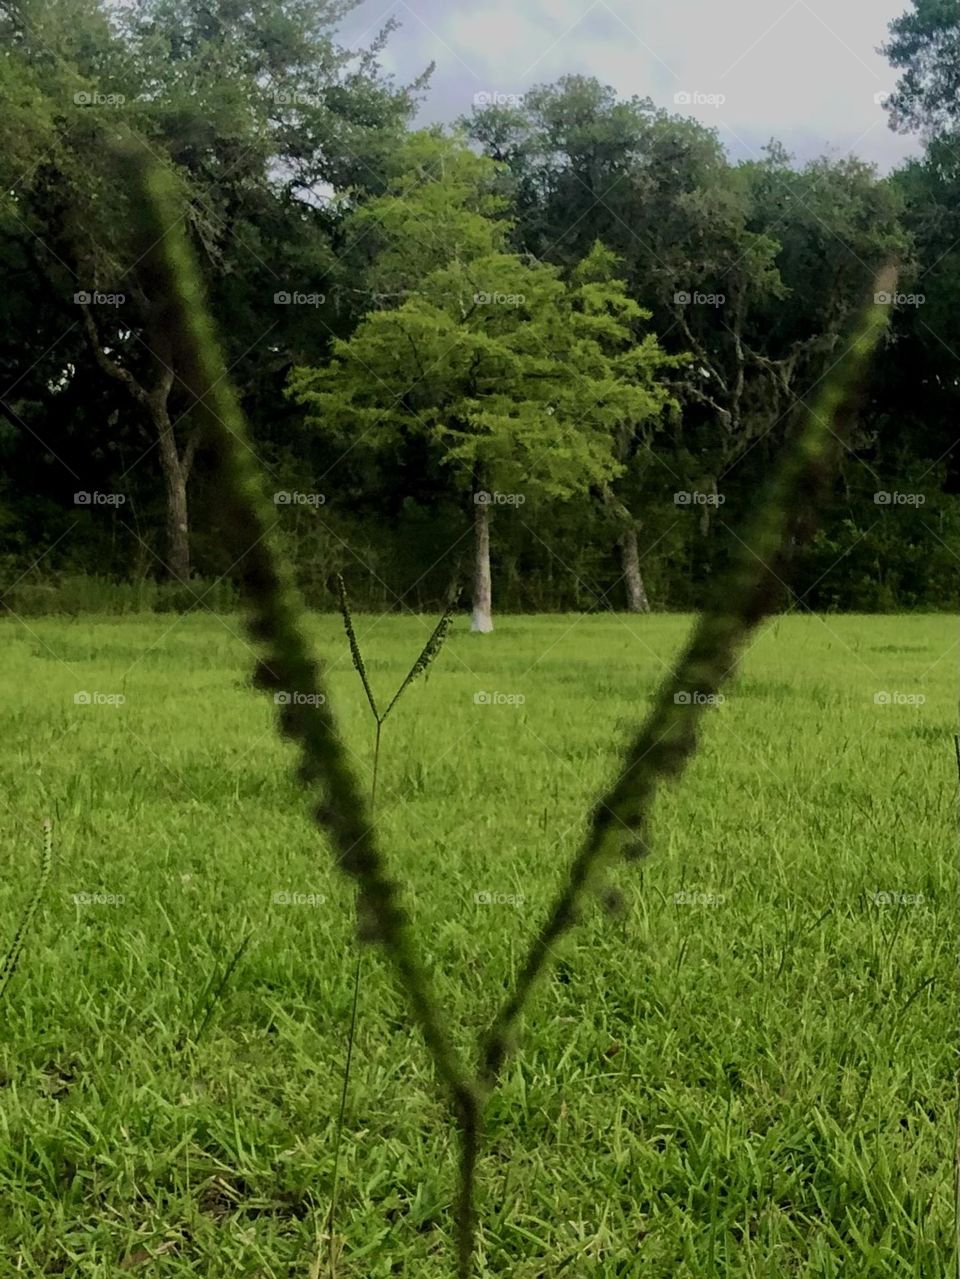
left=0, top=0, right=957, bottom=617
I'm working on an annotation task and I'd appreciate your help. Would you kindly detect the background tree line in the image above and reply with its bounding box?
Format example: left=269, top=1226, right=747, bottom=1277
left=0, top=0, right=958, bottom=618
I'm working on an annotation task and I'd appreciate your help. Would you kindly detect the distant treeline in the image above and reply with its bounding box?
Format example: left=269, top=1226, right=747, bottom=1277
left=1, top=0, right=958, bottom=615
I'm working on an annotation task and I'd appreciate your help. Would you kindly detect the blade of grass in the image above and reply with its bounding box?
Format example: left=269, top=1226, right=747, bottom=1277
left=336, top=575, right=379, bottom=721
left=0, top=818, right=53, bottom=1002
left=381, top=590, right=461, bottom=723
left=193, top=932, right=253, bottom=1046
left=327, top=575, right=457, bottom=1275
left=122, top=146, right=481, bottom=1279
left=479, top=266, right=898, bottom=1093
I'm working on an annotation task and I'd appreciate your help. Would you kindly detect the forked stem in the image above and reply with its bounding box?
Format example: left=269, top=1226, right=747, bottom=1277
left=327, top=586, right=452, bottom=1272
left=327, top=721, right=381, bottom=1276
left=371, top=720, right=382, bottom=809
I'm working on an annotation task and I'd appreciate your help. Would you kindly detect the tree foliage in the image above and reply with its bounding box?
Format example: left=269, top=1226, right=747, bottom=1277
left=0, top=10, right=955, bottom=614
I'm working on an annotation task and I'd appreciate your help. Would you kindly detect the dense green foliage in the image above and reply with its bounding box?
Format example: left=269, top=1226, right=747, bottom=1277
left=0, top=0, right=957, bottom=613
left=882, top=0, right=960, bottom=137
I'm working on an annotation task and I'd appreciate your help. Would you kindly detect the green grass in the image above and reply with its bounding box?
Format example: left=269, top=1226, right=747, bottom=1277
left=0, top=611, right=954, bottom=1277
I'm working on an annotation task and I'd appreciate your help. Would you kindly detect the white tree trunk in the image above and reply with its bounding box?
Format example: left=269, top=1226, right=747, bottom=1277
left=154, top=399, right=190, bottom=582
left=620, top=526, right=650, bottom=613
left=471, top=499, right=493, bottom=632
left=699, top=475, right=719, bottom=537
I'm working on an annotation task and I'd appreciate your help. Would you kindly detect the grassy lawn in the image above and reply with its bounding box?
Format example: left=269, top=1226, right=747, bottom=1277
left=0, top=611, right=954, bottom=1277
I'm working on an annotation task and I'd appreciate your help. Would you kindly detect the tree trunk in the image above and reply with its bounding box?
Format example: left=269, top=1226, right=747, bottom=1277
left=699, top=475, right=719, bottom=538
left=153, top=399, right=190, bottom=582
left=602, top=484, right=651, bottom=613
left=620, top=525, right=650, bottom=613
left=471, top=498, right=493, bottom=632
left=80, top=306, right=192, bottom=582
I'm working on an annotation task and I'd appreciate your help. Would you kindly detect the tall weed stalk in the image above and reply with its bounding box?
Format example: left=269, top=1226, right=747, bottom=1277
left=125, top=142, right=894, bottom=1278
left=479, top=264, right=898, bottom=1089
left=0, top=819, right=53, bottom=1002
left=122, top=146, right=481, bottom=1278
left=327, top=574, right=458, bottom=1274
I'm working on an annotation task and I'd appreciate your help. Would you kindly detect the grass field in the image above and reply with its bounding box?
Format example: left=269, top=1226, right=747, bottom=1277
left=0, top=610, right=954, bottom=1277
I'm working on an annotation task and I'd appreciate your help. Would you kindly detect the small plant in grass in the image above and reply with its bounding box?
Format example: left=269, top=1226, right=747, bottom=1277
left=0, top=818, right=53, bottom=1002
left=335, top=573, right=458, bottom=808
left=190, top=932, right=254, bottom=1047
left=327, top=573, right=458, bottom=1274
left=123, top=143, right=895, bottom=1278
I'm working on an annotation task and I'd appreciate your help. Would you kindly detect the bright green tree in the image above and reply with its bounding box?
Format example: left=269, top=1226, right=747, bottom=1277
left=288, top=135, right=679, bottom=629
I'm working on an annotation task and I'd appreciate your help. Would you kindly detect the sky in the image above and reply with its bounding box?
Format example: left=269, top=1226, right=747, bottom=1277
left=339, top=0, right=922, bottom=173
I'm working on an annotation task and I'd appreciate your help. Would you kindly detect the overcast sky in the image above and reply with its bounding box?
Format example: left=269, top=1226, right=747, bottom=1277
left=340, top=0, right=921, bottom=172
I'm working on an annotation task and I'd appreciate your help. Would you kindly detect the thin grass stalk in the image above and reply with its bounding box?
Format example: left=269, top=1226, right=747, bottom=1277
left=479, top=266, right=897, bottom=1089
left=460, top=265, right=897, bottom=1264
left=381, top=595, right=460, bottom=723
left=327, top=577, right=457, bottom=1274
left=122, top=148, right=480, bottom=1278
left=476, top=266, right=897, bottom=1102
left=326, top=945, right=362, bottom=1277
left=326, top=578, right=380, bottom=1275
left=0, top=818, right=53, bottom=1001
left=371, top=719, right=382, bottom=807
left=192, top=932, right=253, bottom=1046
left=336, top=574, right=379, bottom=721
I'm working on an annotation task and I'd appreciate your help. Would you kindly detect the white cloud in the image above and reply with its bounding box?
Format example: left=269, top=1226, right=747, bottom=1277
left=341, top=0, right=920, bottom=170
